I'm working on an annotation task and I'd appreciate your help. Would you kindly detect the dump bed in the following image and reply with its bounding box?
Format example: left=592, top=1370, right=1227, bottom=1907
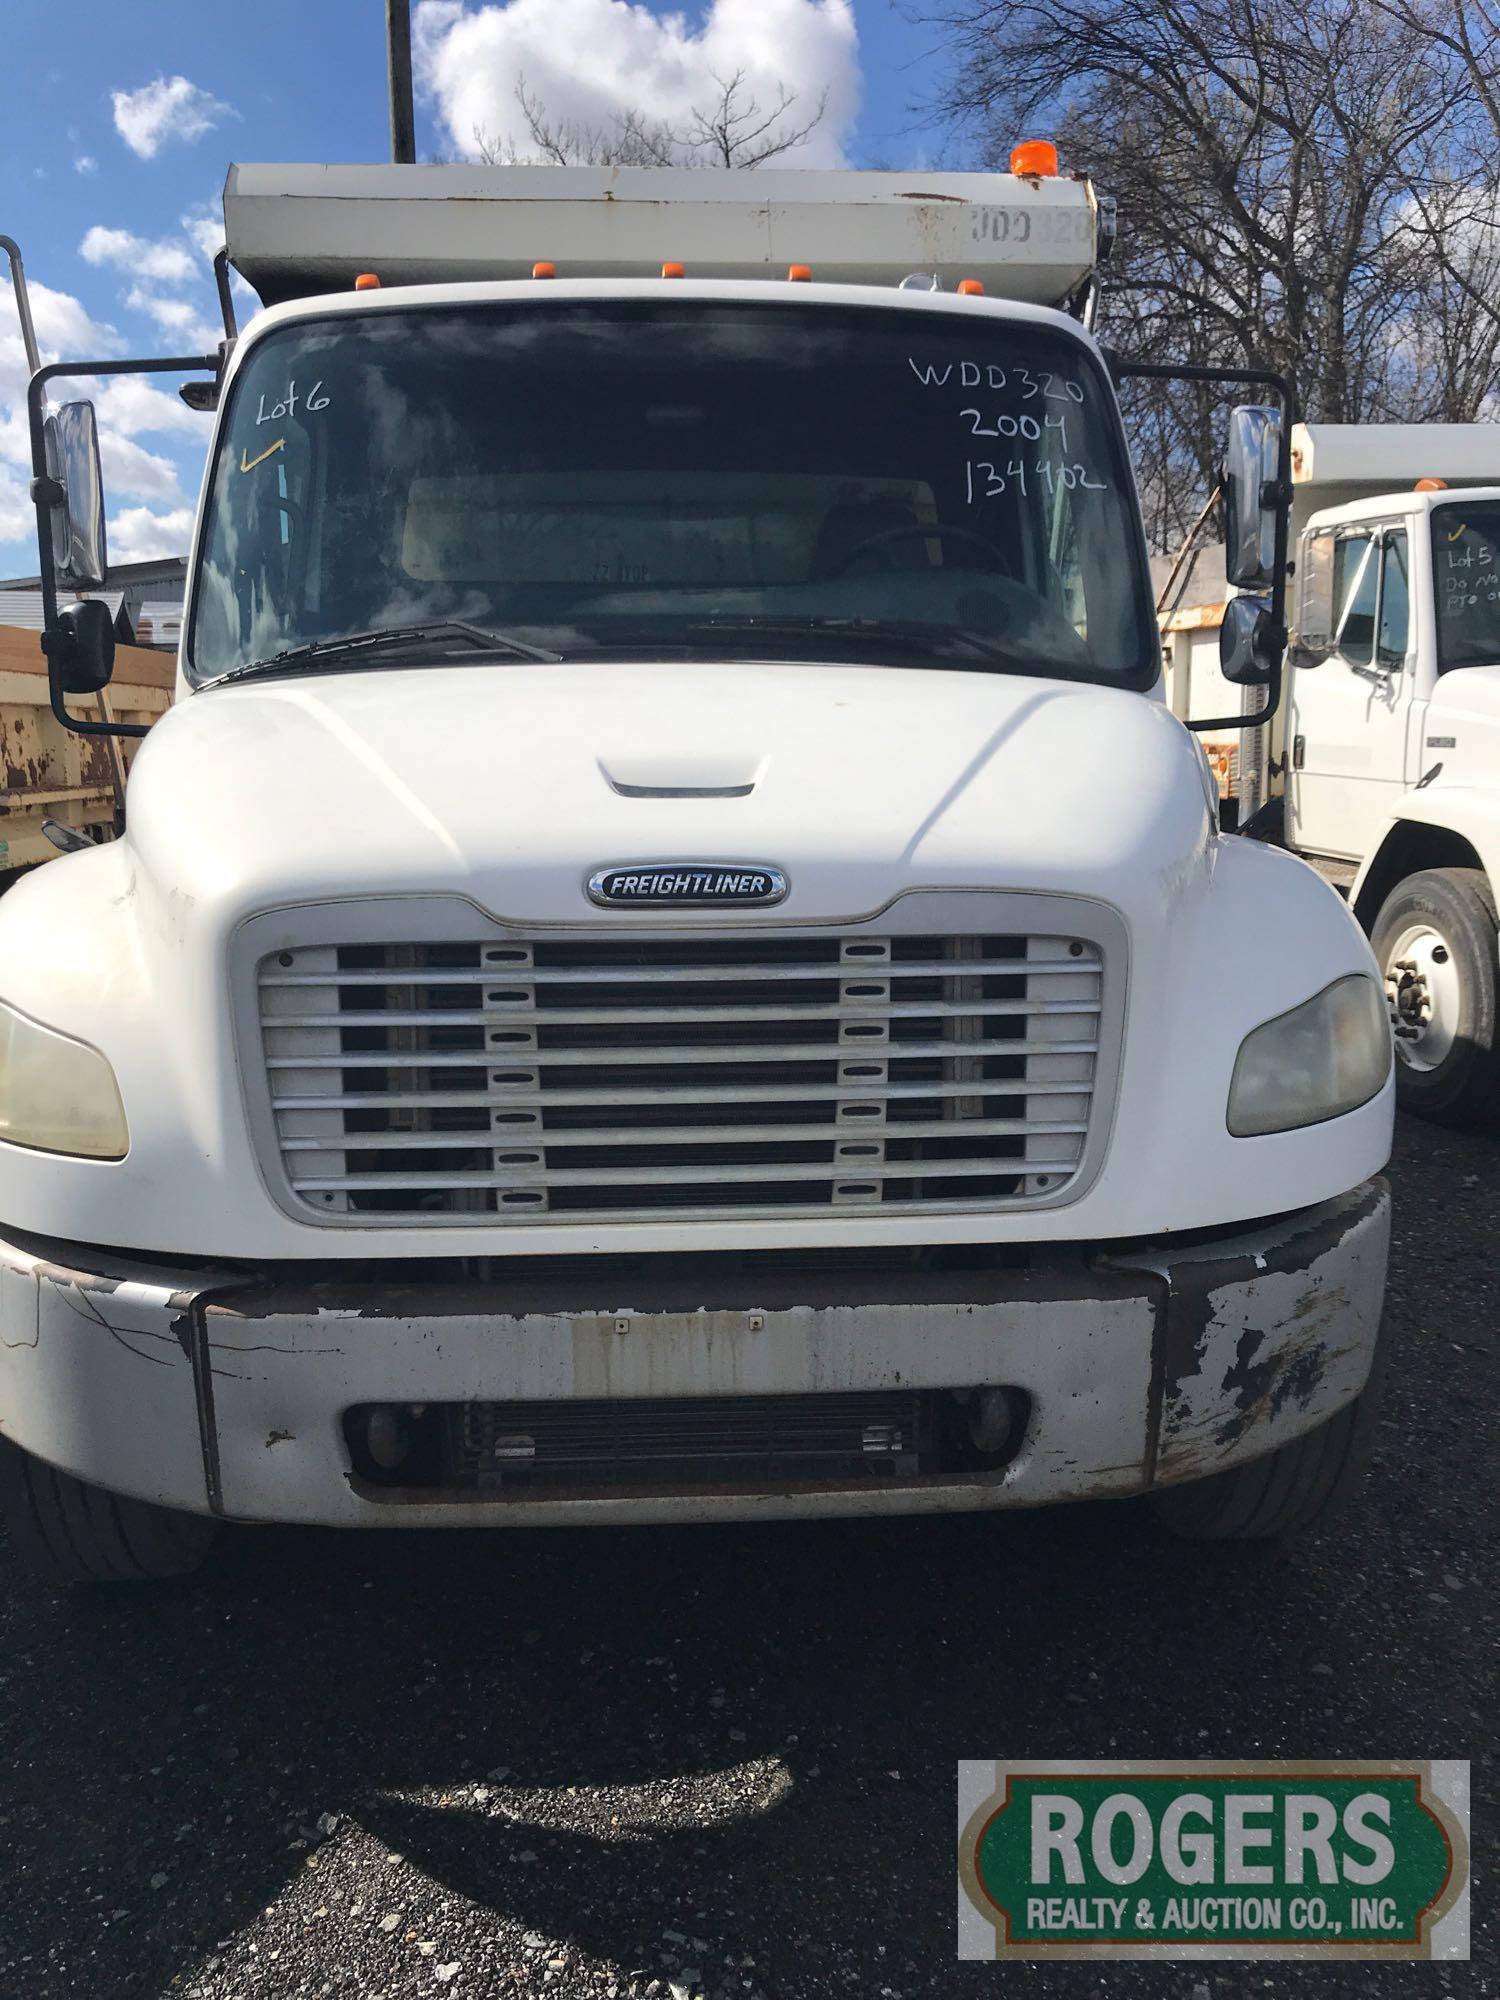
left=1291, top=422, right=1500, bottom=531
left=0, top=626, right=172, bottom=876
left=223, top=162, right=1102, bottom=308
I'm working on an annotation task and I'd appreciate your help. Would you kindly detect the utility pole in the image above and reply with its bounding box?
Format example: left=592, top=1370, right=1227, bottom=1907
left=387, top=0, right=416, bottom=165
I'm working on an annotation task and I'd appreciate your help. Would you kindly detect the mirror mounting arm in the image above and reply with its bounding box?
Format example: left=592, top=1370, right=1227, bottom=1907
left=27, top=350, right=218, bottom=740
left=1105, top=352, right=1299, bottom=735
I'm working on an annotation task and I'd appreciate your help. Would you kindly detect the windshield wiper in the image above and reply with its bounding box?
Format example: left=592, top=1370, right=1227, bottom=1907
left=211, top=620, right=562, bottom=686
left=667, top=614, right=1038, bottom=669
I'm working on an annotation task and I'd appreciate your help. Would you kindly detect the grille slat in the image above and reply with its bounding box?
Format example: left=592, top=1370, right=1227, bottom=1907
left=258, top=926, right=1105, bottom=1222
left=281, top=1116, right=1082, bottom=1152
left=260, top=955, right=1095, bottom=988
left=271, top=997, right=1095, bottom=1028
left=263, top=1035, right=1100, bottom=1070
left=292, top=1154, right=1091, bottom=1193
left=273, top=1078, right=1090, bottom=1111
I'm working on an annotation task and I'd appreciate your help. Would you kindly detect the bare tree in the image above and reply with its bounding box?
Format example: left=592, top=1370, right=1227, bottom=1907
left=472, top=70, right=827, bottom=170
left=682, top=72, right=829, bottom=168
left=922, top=0, right=1500, bottom=546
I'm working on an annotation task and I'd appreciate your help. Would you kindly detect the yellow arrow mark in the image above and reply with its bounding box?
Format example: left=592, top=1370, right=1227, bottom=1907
left=240, top=438, right=285, bottom=473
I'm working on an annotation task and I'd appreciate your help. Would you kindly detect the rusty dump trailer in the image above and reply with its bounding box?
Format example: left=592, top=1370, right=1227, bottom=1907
left=0, top=624, right=172, bottom=878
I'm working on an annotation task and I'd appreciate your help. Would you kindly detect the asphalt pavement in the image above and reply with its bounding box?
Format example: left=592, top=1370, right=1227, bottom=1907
left=0, top=1113, right=1492, bottom=1999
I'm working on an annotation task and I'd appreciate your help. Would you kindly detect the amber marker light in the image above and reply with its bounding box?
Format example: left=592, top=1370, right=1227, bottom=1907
left=1010, top=141, right=1060, bottom=177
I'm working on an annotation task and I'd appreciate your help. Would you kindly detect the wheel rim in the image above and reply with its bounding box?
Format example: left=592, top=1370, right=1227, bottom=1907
left=1384, top=922, right=1463, bottom=1073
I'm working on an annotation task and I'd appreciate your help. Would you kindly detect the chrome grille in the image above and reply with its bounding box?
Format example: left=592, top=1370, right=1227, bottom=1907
left=257, top=928, right=1104, bottom=1222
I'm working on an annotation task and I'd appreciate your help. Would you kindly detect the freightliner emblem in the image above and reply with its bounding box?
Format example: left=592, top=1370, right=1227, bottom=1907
left=588, top=863, right=788, bottom=908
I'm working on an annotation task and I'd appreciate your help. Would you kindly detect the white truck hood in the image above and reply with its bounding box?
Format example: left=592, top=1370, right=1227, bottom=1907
left=126, top=658, right=1207, bottom=924
left=1429, top=660, right=1500, bottom=722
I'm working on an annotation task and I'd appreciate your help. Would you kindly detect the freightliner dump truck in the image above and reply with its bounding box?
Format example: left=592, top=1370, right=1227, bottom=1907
left=0, top=160, right=1393, bottom=1584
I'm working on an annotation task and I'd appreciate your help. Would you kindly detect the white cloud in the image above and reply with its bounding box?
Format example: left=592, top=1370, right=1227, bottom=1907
left=0, top=276, right=120, bottom=408
left=124, top=286, right=221, bottom=352
left=412, top=0, right=860, bottom=168
left=107, top=504, right=196, bottom=563
left=181, top=209, right=225, bottom=261
left=0, top=272, right=209, bottom=568
left=0, top=465, right=32, bottom=545
left=112, top=74, right=234, bottom=160
left=96, top=433, right=183, bottom=504
left=74, top=155, right=98, bottom=176
left=79, top=214, right=231, bottom=356
left=80, top=225, right=198, bottom=286
left=92, top=376, right=212, bottom=440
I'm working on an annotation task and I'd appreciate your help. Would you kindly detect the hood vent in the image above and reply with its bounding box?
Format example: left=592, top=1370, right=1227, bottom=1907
left=597, top=752, right=762, bottom=800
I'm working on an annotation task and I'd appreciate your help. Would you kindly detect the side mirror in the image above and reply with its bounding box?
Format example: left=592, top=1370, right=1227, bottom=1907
left=1219, top=594, right=1279, bottom=686
left=54, top=599, right=115, bottom=696
left=42, top=401, right=107, bottom=588
left=1223, top=406, right=1281, bottom=590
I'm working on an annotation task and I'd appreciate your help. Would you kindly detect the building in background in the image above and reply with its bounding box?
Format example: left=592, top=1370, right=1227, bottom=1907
left=0, top=555, right=187, bottom=651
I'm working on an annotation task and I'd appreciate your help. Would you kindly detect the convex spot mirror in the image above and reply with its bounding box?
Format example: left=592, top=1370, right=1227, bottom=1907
left=42, top=400, right=107, bottom=589
left=1289, top=526, right=1335, bottom=669
left=55, top=598, right=115, bottom=696
left=1219, top=594, right=1278, bottom=686
left=1223, top=405, right=1282, bottom=590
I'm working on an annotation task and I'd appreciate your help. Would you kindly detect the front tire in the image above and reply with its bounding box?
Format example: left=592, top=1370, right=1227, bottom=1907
left=1149, top=1330, right=1386, bottom=1541
left=1371, top=867, right=1500, bottom=1124
left=0, top=1441, right=218, bottom=1587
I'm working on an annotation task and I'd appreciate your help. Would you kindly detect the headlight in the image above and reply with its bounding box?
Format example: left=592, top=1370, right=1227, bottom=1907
left=0, top=999, right=128, bottom=1159
left=1228, top=974, right=1391, bottom=1137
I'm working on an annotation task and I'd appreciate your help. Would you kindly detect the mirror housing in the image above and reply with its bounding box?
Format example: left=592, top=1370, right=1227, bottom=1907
left=41, top=401, right=107, bottom=588
left=1219, top=594, right=1280, bottom=687
left=1223, top=406, right=1282, bottom=590
left=54, top=599, right=116, bottom=696
left=1286, top=639, right=1330, bottom=671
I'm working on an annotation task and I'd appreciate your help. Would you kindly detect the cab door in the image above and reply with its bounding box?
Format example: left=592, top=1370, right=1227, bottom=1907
left=1286, top=526, right=1413, bottom=860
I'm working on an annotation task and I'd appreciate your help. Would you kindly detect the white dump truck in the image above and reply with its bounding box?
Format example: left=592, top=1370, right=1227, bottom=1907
left=0, top=163, right=1393, bottom=1584
left=1166, top=424, right=1500, bottom=1122
left=1280, top=425, right=1500, bottom=1122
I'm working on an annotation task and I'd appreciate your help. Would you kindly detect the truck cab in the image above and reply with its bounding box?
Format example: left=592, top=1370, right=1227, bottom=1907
left=0, top=165, right=1394, bottom=1584
left=1281, top=425, right=1500, bottom=1121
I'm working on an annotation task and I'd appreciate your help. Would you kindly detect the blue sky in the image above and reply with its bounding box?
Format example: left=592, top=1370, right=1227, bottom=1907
left=0, top=0, right=954, bottom=578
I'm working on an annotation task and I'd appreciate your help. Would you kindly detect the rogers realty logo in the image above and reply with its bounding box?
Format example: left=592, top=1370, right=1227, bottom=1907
left=587, top=863, right=788, bottom=908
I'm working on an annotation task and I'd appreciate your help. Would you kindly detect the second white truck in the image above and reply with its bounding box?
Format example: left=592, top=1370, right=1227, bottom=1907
left=1280, top=425, right=1500, bottom=1122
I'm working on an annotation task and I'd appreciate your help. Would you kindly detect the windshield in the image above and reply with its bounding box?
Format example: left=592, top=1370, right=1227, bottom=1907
left=1432, top=500, right=1500, bottom=671
left=190, top=301, right=1156, bottom=686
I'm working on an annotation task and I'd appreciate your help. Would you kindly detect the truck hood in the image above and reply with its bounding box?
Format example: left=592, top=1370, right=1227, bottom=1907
left=125, top=658, right=1208, bottom=925
left=1429, top=660, right=1500, bottom=723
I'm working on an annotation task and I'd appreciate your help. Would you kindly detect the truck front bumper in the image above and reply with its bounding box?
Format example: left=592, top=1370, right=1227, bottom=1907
left=0, top=1180, right=1389, bottom=1529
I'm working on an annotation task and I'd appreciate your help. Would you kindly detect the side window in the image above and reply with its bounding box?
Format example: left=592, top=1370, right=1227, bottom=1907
left=1377, top=530, right=1410, bottom=669
left=1333, top=534, right=1377, bottom=665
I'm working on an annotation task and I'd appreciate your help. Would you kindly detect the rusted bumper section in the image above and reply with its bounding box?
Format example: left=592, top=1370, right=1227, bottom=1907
left=0, top=1178, right=1388, bottom=1528
left=1104, top=1176, right=1390, bottom=1489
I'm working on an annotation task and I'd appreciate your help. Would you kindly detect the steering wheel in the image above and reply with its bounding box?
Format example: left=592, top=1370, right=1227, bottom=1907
left=825, top=520, right=1008, bottom=578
